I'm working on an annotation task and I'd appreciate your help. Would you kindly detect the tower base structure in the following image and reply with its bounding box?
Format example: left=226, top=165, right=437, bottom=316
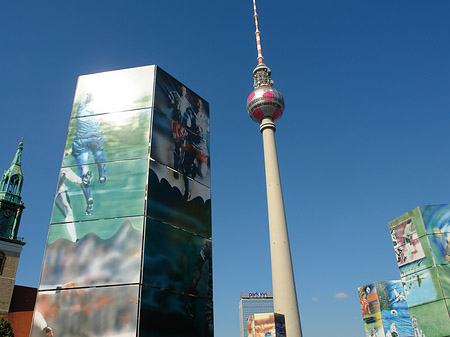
left=30, top=65, right=212, bottom=337
left=389, top=205, right=450, bottom=337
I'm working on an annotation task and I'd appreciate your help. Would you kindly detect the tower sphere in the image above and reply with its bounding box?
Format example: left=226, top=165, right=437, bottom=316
left=247, top=86, right=285, bottom=123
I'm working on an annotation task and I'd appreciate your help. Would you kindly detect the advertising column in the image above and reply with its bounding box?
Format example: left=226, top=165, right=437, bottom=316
left=358, top=280, right=414, bottom=337
left=389, top=205, right=450, bottom=337
left=30, top=65, right=212, bottom=337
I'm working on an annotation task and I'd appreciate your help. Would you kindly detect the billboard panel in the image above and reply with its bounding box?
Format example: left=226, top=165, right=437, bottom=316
left=381, top=317, right=414, bottom=337
left=394, top=234, right=433, bottom=277
left=39, top=217, right=143, bottom=290
left=143, top=218, right=211, bottom=297
left=151, top=109, right=210, bottom=187
left=436, top=265, right=450, bottom=299
left=70, top=65, right=156, bottom=117
left=30, top=285, right=139, bottom=337
left=358, top=283, right=383, bottom=333
left=247, top=313, right=286, bottom=337
left=359, top=281, right=415, bottom=337
left=50, top=158, right=148, bottom=223
left=147, top=160, right=211, bottom=237
left=378, top=281, right=410, bottom=320
left=420, top=204, right=450, bottom=236
left=63, top=108, right=152, bottom=167
left=408, top=300, right=450, bottom=337
left=419, top=205, right=450, bottom=266
left=389, top=207, right=426, bottom=238
left=390, top=219, right=426, bottom=267
left=401, top=267, right=443, bottom=307
left=139, top=286, right=213, bottom=337
left=154, top=67, right=209, bottom=140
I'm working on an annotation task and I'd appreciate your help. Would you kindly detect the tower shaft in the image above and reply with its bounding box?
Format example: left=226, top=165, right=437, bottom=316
left=260, top=117, right=303, bottom=337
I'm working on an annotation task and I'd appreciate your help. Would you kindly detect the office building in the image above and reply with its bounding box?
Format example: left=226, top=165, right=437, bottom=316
left=239, top=292, right=274, bottom=337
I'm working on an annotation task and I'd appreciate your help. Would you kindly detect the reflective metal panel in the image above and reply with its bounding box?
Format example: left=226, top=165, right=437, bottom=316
left=40, top=217, right=144, bottom=290
left=143, top=218, right=211, bottom=297
left=50, top=158, right=148, bottom=223
left=63, top=108, right=152, bottom=167
left=70, top=65, right=156, bottom=117
left=139, top=286, right=213, bottom=337
left=151, top=109, right=210, bottom=187
left=147, top=160, right=211, bottom=237
left=30, top=285, right=139, bottom=337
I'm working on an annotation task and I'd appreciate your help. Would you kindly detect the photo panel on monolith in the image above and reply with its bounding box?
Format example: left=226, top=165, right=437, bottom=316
left=379, top=281, right=410, bottom=320
left=401, top=267, right=443, bottom=307
left=139, top=286, right=213, bottom=337
left=389, top=207, right=427, bottom=238
left=30, top=285, right=139, bottom=337
left=70, top=65, right=156, bottom=118
left=147, top=160, right=211, bottom=237
left=63, top=108, right=152, bottom=167
left=154, top=67, right=209, bottom=139
left=437, top=265, right=450, bottom=299
left=358, top=283, right=382, bottom=330
left=408, top=300, right=450, bottom=337
left=39, top=216, right=144, bottom=290
left=390, top=227, right=434, bottom=277
left=381, top=316, right=414, bottom=337
left=151, top=109, right=210, bottom=187
left=420, top=204, right=450, bottom=236
left=50, top=158, right=148, bottom=224
left=143, top=217, right=211, bottom=297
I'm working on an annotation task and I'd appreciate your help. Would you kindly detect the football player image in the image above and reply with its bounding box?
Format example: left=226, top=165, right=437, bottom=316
left=55, top=167, right=82, bottom=242
left=168, top=85, right=197, bottom=200
left=71, top=93, right=107, bottom=215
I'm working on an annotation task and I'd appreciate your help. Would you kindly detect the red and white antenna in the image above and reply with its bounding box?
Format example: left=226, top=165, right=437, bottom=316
left=253, top=0, right=264, bottom=65
left=246, top=2, right=304, bottom=337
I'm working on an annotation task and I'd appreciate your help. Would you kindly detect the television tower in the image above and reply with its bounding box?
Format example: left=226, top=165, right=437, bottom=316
left=246, top=1, right=303, bottom=337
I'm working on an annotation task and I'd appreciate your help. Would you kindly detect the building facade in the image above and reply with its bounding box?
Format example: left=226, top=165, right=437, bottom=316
left=239, top=292, right=274, bottom=337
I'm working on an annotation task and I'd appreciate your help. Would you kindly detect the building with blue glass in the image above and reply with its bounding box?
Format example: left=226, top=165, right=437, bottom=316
left=239, top=292, right=274, bottom=337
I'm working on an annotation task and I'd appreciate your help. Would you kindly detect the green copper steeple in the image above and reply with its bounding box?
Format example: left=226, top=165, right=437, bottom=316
left=0, top=140, right=25, bottom=241
left=0, top=140, right=24, bottom=201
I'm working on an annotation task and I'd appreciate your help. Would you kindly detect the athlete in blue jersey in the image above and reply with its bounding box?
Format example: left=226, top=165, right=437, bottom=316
left=71, top=93, right=107, bottom=215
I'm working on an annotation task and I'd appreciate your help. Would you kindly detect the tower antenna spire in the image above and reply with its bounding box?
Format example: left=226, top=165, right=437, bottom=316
left=253, top=0, right=264, bottom=65
left=246, top=2, right=304, bottom=337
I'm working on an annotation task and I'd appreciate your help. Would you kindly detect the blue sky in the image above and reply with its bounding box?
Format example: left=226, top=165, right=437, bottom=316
left=1, top=0, right=450, bottom=336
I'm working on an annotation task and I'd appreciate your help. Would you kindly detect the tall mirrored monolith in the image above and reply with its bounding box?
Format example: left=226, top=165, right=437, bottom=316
left=30, top=65, right=212, bottom=337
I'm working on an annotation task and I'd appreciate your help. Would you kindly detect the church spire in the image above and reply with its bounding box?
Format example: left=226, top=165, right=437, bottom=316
left=0, top=139, right=24, bottom=199
left=0, top=139, right=25, bottom=241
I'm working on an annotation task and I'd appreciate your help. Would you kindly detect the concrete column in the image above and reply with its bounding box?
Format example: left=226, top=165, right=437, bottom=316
left=260, top=117, right=303, bottom=337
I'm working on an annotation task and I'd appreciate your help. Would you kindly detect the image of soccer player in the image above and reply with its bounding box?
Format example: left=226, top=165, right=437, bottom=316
left=71, top=93, right=107, bottom=215
left=55, top=167, right=82, bottom=242
left=168, top=85, right=196, bottom=199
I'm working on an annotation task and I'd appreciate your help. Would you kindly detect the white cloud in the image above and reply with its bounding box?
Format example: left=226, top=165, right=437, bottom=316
left=334, top=292, right=348, bottom=299
left=311, top=297, right=319, bottom=302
